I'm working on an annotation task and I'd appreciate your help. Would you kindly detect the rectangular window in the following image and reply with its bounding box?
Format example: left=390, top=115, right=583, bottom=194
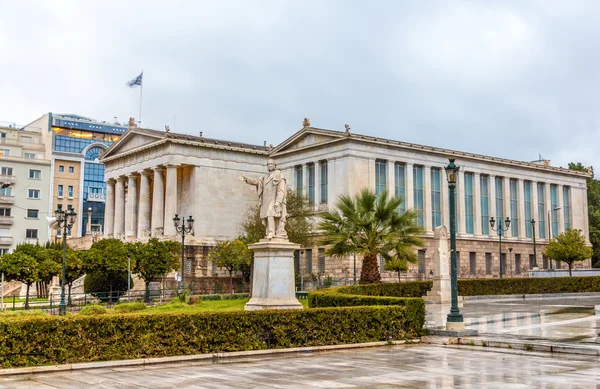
left=465, top=173, right=474, bottom=234
left=542, top=255, right=548, bottom=269
left=26, top=209, right=38, bottom=218
left=481, top=175, right=489, bottom=235
left=515, top=254, right=521, bottom=275
left=501, top=253, right=507, bottom=276
left=307, top=163, right=315, bottom=205
left=295, top=165, right=303, bottom=197
left=375, top=159, right=387, bottom=196
left=320, top=160, right=328, bottom=203
left=485, top=253, right=492, bottom=275
left=431, top=168, right=442, bottom=228
left=0, top=188, right=11, bottom=196
left=57, top=204, right=63, bottom=211
left=394, top=163, right=405, bottom=213
left=28, top=189, right=40, bottom=199
left=26, top=229, right=38, bottom=239
left=29, top=169, right=41, bottom=179
left=510, top=179, right=518, bottom=237
left=418, top=250, right=426, bottom=277
left=24, top=153, right=35, bottom=159
left=318, top=248, right=325, bottom=273
left=550, top=184, right=559, bottom=237
left=495, top=177, right=504, bottom=235
left=0, top=150, right=9, bottom=156
left=212, top=261, right=217, bottom=275
left=555, top=259, right=561, bottom=269
left=469, top=252, right=476, bottom=275
left=0, top=208, right=11, bottom=216
left=58, top=185, right=64, bottom=198
left=538, top=183, right=546, bottom=239
left=69, top=166, right=74, bottom=173
left=524, top=181, right=533, bottom=238
left=58, top=165, right=64, bottom=173
left=0, top=228, right=9, bottom=237
left=306, top=249, right=313, bottom=273
left=0, top=249, right=8, bottom=255
left=1, top=167, right=12, bottom=176
left=529, top=254, right=535, bottom=270
left=563, top=186, right=571, bottom=230
left=413, top=166, right=424, bottom=227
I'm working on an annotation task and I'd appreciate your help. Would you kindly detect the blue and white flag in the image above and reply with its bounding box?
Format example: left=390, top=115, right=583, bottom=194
left=126, top=71, right=143, bottom=87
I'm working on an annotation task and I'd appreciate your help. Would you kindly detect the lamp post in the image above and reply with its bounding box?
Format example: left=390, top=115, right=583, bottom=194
left=531, top=219, right=538, bottom=269
left=490, top=216, right=510, bottom=278
left=173, top=214, right=194, bottom=291
left=55, top=208, right=76, bottom=316
left=548, top=207, right=561, bottom=270
left=444, top=158, right=463, bottom=329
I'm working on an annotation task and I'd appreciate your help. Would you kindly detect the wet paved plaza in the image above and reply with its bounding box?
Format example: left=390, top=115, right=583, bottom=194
left=1, top=345, right=600, bottom=388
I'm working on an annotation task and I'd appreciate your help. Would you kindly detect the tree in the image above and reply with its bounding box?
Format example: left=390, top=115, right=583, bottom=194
left=384, top=257, right=409, bottom=282
left=45, top=242, right=85, bottom=305
left=208, top=239, right=252, bottom=294
left=83, top=271, right=132, bottom=302
left=318, top=188, right=424, bottom=284
left=83, top=238, right=131, bottom=303
left=568, top=162, right=600, bottom=267
left=130, top=238, right=180, bottom=301
left=544, top=228, right=592, bottom=276
left=0, top=252, right=40, bottom=308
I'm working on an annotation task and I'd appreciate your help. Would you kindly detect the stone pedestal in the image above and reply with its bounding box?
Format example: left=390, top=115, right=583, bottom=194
left=424, top=275, right=452, bottom=304
left=424, top=225, right=452, bottom=304
left=245, top=238, right=303, bottom=310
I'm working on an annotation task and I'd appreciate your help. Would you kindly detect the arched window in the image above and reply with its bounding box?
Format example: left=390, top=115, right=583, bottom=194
left=85, top=147, right=103, bottom=161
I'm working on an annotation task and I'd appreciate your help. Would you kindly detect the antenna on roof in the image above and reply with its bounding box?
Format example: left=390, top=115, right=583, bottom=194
left=199, top=131, right=203, bottom=137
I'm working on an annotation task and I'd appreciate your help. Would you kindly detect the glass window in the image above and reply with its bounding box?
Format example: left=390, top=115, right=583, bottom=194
left=85, top=147, right=104, bottom=161
left=307, top=163, right=315, bottom=204
left=524, top=181, right=532, bottom=238
left=318, top=248, right=325, bottom=273
left=480, top=175, right=489, bottom=235
left=26, top=229, right=38, bottom=239
left=54, top=135, right=113, bottom=153
left=58, top=165, right=64, bottom=172
left=27, top=209, right=38, bottom=218
left=515, top=254, right=521, bottom=275
left=28, top=189, right=40, bottom=199
left=375, top=159, right=387, bottom=196
left=320, top=160, right=328, bottom=203
left=510, top=179, right=518, bottom=236
left=0, top=188, right=12, bottom=196
left=431, top=168, right=442, bottom=228
left=0, top=150, right=9, bottom=156
left=469, top=252, right=476, bottom=275
left=495, top=177, right=504, bottom=233
left=485, top=253, right=492, bottom=275
left=0, top=208, right=11, bottom=216
left=563, top=186, right=571, bottom=230
left=305, top=249, right=312, bottom=273
left=24, top=153, right=35, bottom=159
left=413, top=166, right=424, bottom=227
left=394, top=163, right=405, bottom=213
left=29, top=169, right=41, bottom=179
left=69, top=166, right=74, bottom=173
left=68, top=186, right=74, bottom=198
left=538, top=183, right=546, bottom=238
left=550, top=185, right=559, bottom=237
left=464, top=173, right=474, bottom=234
left=529, top=254, right=535, bottom=269
left=58, top=185, right=64, bottom=198
left=295, top=165, right=303, bottom=197
left=1, top=167, right=12, bottom=176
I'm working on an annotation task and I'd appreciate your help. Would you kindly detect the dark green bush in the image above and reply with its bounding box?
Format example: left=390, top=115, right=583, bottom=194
left=113, top=302, right=147, bottom=313
left=337, top=281, right=433, bottom=297
left=0, top=306, right=422, bottom=368
left=195, top=293, right=249, bottom=301
left=79, top=305, right=107, bottom=316
left=457, top=276, right=600, bottom=296
left=83, top=271, right=133, bottom=301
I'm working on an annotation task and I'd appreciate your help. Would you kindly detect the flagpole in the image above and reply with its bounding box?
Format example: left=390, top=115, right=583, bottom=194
left=139, top=79, right=143, bottom=124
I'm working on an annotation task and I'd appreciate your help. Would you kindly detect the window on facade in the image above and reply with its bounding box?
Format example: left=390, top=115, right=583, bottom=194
left=320, top=160, right=328, bottom=203
left=495, top=177, right=504, bottom=236
left=28, top=189, right=40, bottom=199
left=375, top=159, right=387, bottom=196
left=0, top=150, right=9, bottom=156
left=307, top=163, right=315, bottom=204
left=465, top=173, right=474, bottom=234
left=481, top=175, right=489, bottom=235
left=1, top=167, right=12, bottom=176
left=58, top=165, right=64, bottom=173
left=431, top=168, right=442, bottom=228
left=515, top=254, right=521, bottom=274
left=550, top=184, right=559, bottom=237
left=24, top=153, right=36, bottom=159
left=524, top=181, right=533, bottom=238
left=538, top=183, right=546, bottom=239
left=69, top=166, right=74, bottom=173
left=542, top=255, right=548, bottom=269
left=413, top=166, right=424, bottom=227
left=469, top=252, right=476, bottom=275
left=58, top=185, right=64, bottom=198
left=85, top=147, right=104, bottom=161
left=26, top=229, right=38, bottom=239
left=0, top=133, right=5, bottom=138
left=318, top=248, right=326, bottom=273
left=306, top=249, right=313, bottom=273
left=529, top=254, right=535, bottom=270
left=0, top=228, right=9, bottom=237
left=29, top=169, right=41, bottom=179
left=0, top=208, right=11, bottom=216
left=54, top=135, right=113, bottom=153
left=295, top=165, right=303, bottom=197
left=418, top=250, right=426, bottom=277
left=485, top=253, right=492, bottom=275
left=211, top=261, right=217, bottom=275
left=27, top=209, right=39, bottom=218
left=0, top=188, right=11, bottom=196
left=510, top=179, right=518, bottom=237
left=394, top=163, right=405, bottom=213
left=57, top=204, right=63, bottom=211
left=0, top=249, right=8, bottom=255
left=501, top=253, right=507, bottom=276
left=563, top=186, right=571, bottom=230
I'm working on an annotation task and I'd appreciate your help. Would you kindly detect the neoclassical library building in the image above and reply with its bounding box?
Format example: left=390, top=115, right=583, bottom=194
left=100, top=121, right=591, bottom=285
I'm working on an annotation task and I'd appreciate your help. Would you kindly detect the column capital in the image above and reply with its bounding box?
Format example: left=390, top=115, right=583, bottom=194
left=106, top=178, right=116, bottom=184
left=116, top=176, right=127, bottom=183
left=164, top=163, right=180, bottom=169
left=140, top=169, right=153, bottom=176
left=127, top=172, right=140, bottom=178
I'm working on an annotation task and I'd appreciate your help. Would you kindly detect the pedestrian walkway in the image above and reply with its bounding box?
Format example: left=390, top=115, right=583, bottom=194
left=1, top=345, right=599, bottom=388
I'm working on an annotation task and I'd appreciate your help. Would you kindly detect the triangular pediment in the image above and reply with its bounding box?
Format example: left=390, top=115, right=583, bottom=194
left=101, top=129, right=165, bottom=160
left=271, top=127, right=346, bottom=154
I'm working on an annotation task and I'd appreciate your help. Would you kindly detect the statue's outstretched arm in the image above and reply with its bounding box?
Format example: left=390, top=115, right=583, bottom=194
left=242, top=176, right=259, bottom=186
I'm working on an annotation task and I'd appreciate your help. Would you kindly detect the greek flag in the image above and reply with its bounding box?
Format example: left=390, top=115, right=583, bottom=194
left=126, top=71, right=143, bottom=87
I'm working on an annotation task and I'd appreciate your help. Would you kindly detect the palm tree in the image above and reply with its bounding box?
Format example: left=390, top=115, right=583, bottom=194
left=318, top=188, right=424, bottom=284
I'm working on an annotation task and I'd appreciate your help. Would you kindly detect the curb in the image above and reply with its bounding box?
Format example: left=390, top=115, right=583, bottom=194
left=463, top=292, right=600, bottom=302
left=0, top=340, right=419, bottom=376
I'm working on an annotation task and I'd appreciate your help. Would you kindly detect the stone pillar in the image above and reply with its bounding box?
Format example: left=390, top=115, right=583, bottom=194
left=457, top=170, right=466, bottom=235
left=387, top=160, right=395, bottom=197
left=303, top=164, right=309, bottom=198
left=151, top=167, right=165, bottom=236
left=441, top=167, right=450, bottom=229
left=314, top=161, right=321, bottom=209
left=138, top=170, right=152, bottom=238
left=424, top=166, right=432, bottom=232
left=473, top=173, right=482, bottom=236
left=503, top=177, right=512, bottom=238
left=532, top=180, right=539, bottom=238
left=125, top=174, right=139, bottom=238
left=114, top=177, right=126, bottom=238
left=104, top=179, right=116, bottom=237
left=557, top=184, right=565, bottom=234
left=517, top=178, right=526, bottom=238
left=489, top=175, right=496, bottom=221
left=545, top=182, right=552, bottom=240
left=163, top=164, right=179, bottom=237
left=405, top=163, right=414, bottom=210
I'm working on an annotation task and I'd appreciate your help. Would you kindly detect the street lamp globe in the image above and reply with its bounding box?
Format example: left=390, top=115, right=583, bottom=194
left=186, top=215, right=195, bottom=230
left=173, top=214, right=180, bottom=228
left=504, top=217, right=511, bottom=229
left=444, top=158, right=459, bottom=184
left=489, top=217, right=496, bottom=229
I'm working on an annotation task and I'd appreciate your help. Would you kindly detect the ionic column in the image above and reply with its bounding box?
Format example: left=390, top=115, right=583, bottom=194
left=545, top=182, right=552, bottom=240
left=151, top=167, right=165, bottom=236
left=557, top=184, right=565, bottom=234
left=387, top=161, right=395, bottom=198
left=104, top=179, right=116, bottom=237
left=473, top=173, right=482, bottom=236
left=457, top=170, right=466, bottom=235
left=314, top=161, right=321, bottom=209
left=138, top=170, right=152, bottom=238
left=114, top=177, right=126, bottom=238
left=424, top=166, right=432, bottom=231
left=489, top=175, right=496, bottom=225
left=126, top=174, right=139, bottom=238
left=163, top=164, right=179, bottom=236
left=532, top=180, right=539, bottom=238
left=517, top=178, right=526, bottom=238
left=503, top=177, right=512, bottom=238
left=303, top=164, right=309, bottom=198
left=405, top=163, right=414, bottom=210
left=441, top=166, right=449, bottom=228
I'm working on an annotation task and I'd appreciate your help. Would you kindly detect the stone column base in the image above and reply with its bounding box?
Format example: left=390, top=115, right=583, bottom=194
left=446, top=321, right=465, bottom=331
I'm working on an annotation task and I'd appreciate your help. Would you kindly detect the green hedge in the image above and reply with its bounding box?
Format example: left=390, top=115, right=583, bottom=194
left=457, top=276, right=600, bottom=296
left=0, top=306, right=422, bottom=368
left=337, top=281, right=433, bottom=298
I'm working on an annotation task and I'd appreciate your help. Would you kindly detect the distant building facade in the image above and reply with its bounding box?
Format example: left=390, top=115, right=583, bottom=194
left=100, top=124, right=591, bottom=287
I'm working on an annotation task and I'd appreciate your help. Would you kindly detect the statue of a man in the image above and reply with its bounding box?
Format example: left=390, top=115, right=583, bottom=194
left=242, top=159, right=288, bottom=239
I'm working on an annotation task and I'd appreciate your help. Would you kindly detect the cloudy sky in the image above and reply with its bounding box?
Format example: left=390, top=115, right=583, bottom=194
left=1, top=0, right=598, bottom=170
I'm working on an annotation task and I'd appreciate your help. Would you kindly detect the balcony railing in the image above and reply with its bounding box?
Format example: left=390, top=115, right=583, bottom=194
left=0, top=174, right=16, bottom=185
left=0, top=236, right=13, bottom=245
left=0, top=195, right=15, bottom=204
left=0, top=216, right=13, bottom=225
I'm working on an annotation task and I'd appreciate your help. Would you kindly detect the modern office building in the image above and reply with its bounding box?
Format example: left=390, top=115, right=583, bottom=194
left=100, top=121, right=591, bottom=287
left=25, top=114, right=127, bottom=238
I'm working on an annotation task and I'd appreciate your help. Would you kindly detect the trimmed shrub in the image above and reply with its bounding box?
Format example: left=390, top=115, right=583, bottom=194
left=337, top=282, right=432, bottom=298
left=457, top=276, right=600, bottom=296
left=83, top=271, right=133, bottom=302
left=194, top=293, right=249, bottom=301
left=113, top=302, right=147, bottom=313
left=0, top=306, right=423, bottom=368
left=79, top=305, right=107, bottom=316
